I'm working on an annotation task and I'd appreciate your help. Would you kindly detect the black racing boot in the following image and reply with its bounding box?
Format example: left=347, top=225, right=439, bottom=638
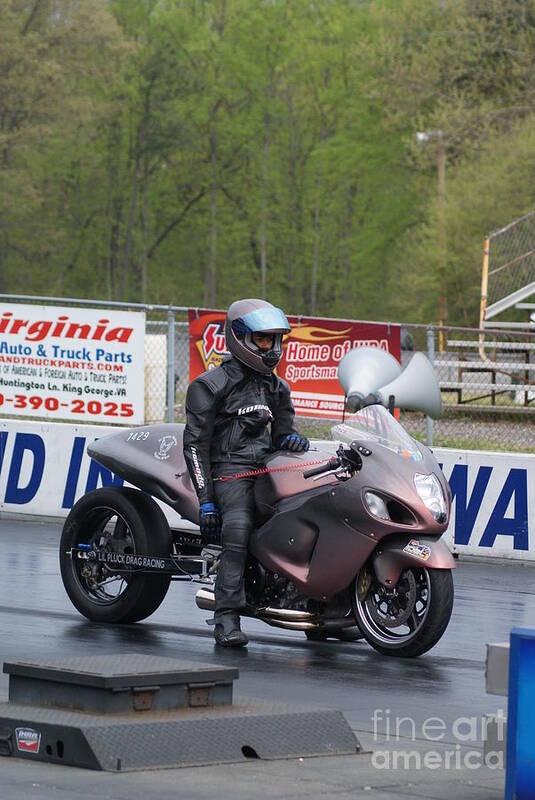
left=211, top=613, right=248, bottom=648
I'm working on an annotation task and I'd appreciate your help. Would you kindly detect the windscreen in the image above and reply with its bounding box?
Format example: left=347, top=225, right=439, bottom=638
left=332, top=404, right=423, bottom=461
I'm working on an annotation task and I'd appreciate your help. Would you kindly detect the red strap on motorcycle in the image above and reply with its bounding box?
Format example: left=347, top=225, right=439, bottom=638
left=215, top=459, right=328, bottom=482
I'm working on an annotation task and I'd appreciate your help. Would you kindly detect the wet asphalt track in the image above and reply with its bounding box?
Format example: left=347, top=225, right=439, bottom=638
left=0, top=517, right=534, bottom=798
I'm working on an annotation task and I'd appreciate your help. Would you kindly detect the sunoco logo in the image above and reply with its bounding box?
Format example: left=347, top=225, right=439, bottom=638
left=194, top=322, right=229, bottom=371
left=15, top=727, right=41, bottom=753
left=201, top=323, right=228, bottom=362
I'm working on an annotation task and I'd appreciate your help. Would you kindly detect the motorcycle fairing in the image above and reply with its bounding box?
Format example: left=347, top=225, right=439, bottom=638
left=329, top=443, right=450, bottom=534
left=87, top=424, right=200, bottom=524
left=249, top=485, right=377, bottom=599
left=250, top=437, right=452, bottom=599
left=372, top=535, right=456, bottom=588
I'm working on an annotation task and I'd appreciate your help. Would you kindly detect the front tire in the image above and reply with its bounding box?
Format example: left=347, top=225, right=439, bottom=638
left=352, top=566, right=454, bottom=657
left=60, top=487, right=172, bottom=624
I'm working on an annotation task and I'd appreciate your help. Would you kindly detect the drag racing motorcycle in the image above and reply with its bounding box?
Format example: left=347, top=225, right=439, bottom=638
left=59, top=403, right=455, bottom=658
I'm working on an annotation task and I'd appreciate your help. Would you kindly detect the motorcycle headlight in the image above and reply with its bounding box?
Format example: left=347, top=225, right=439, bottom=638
left=414, top=473, right=447, bottom=522
left=364, top=491, right=390, bottom=521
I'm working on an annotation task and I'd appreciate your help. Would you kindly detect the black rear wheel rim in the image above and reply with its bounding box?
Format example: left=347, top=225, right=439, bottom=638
left=71, top=506, right=137, bottom=606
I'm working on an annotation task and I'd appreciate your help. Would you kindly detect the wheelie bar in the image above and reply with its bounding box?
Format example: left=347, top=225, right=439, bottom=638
left=70, top=547, right=213, bottom=580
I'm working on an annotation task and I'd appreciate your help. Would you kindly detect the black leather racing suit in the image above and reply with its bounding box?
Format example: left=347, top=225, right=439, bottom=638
left=183, top=355, right=298, bottom=617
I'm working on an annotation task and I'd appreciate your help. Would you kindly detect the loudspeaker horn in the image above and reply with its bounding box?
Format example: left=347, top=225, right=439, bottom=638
left=377, top=352, right=442, bottom=419
left=338, top=347, right=402, bottom=412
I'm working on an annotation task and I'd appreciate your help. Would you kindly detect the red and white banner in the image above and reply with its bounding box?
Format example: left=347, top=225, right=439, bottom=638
left=188, top=309, right=400, bottom=420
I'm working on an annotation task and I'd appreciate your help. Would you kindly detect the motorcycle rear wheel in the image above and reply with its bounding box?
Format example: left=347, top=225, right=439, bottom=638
left=352, top=566, right=453, bottom=658
left=59, top=487, right=172, bottom=624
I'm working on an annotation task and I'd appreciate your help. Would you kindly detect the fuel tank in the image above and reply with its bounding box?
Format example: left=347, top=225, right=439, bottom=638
left=253, top=445, right=339, bottom=511
left=87, top=424, right=199, bottom=523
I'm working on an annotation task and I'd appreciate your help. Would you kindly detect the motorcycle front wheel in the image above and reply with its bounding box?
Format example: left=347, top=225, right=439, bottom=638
left=60, top=487, right=172, bottom=624
left=352, top=566, right=454, bottom=658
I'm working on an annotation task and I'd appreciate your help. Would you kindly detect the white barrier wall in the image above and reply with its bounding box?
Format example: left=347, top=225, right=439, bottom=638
left=436, top=448, right=532, bottom=561
left=0, top=419, right=188, bottom=530
left=0, top=419, right=533, bottom=561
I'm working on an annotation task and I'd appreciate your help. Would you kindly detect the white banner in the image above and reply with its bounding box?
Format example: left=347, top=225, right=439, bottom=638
left=0, top=303, right=145, bottom=424
left=437, top=448, right=532, bottom=561
left=0, top=419, right=533, bottom=559
left=0, top=420, right=187, bottom=529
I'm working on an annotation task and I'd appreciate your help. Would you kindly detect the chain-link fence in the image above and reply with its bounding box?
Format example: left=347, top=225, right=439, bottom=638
left=1, top=294, right=534, bottom=452
left=145, top=312, right=189, bottom=424
left=482, top=210, right=535, bottom=324
left=399, top=323, right=535, bottom=453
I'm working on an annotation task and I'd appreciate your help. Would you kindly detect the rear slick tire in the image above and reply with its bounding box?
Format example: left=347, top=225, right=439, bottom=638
left=59, top=486, right=172, bottom=624
left=352, top=567, right=454, bottom=658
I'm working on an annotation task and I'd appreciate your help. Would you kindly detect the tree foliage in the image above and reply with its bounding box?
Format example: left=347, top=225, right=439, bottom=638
left=2, top=0, right=535, bottom=325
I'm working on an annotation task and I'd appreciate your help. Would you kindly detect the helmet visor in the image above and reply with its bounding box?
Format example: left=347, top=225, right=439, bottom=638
left=240, top=307, right=290, bottom=334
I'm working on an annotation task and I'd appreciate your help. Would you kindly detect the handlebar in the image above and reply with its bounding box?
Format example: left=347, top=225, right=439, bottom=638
left=303, top=457, right=341, bottom=479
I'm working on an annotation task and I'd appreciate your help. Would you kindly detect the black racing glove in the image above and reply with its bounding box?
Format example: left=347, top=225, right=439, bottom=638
left=280, top=433, right=310, bottom=452
left=199, top=502, right=222, bottom=546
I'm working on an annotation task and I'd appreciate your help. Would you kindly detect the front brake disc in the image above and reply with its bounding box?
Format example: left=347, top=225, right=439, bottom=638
left=368, top=569, right=417, bottom=628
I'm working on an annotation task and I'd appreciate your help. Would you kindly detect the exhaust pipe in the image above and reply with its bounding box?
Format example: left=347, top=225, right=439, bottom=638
left=195, top=588, right=356, bottom=632
left=195, top=587, right=216, bottom=611
left=257, top=607, right=316, bottom=621
left=196, top=589, right=318, bottom=622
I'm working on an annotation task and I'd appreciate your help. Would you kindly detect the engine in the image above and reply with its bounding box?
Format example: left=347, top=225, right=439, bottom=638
left=245, top=561, right=305, bottom=609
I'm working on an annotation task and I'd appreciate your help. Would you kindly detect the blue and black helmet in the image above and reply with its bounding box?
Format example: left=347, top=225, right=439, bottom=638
left=225, top=299, right=291, bottom=374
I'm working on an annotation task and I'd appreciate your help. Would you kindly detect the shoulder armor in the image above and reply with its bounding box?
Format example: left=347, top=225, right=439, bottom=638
left=196, top=364, right=229, bottom=395
left=275, top=374, right=291, bottom=394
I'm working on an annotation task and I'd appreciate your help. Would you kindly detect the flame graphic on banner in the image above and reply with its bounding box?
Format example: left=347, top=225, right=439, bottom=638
left=286, top=325, right=352, bottom=343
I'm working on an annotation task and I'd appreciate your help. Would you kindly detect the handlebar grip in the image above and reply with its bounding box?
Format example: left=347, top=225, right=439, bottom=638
left=303, top=458, right=340, bottom=479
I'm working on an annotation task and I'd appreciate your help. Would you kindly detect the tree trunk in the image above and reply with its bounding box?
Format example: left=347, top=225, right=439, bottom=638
left=286, top=98, right=297, bottom=310
left=108, top=193, right=122, bottom=300
left=344, top=179, right=356, bottom=318
left=260, top=115, right=270, bottom=298
left=310, top=167, right=321, bottom=315
left=205, top=124, right=217, bottom=307
left=106, top=120, right=123, bottom=300
left=310, top=113, right=327, bottom=315
left=141, top=156, right=149, bottom=304
left=121, top=141, right=141, bottom=301
left=122, top=76, right=153, bottom=301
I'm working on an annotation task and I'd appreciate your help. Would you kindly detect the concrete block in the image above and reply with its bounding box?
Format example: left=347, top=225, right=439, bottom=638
left=486, top=642, right=509, bottom=696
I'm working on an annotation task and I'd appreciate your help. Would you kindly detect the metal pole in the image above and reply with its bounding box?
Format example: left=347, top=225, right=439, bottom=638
left=437, top=131, right=447, bottom=354
left=167, top=308, right=175, bottom=423
left=426, top=328, right=435, bottom=447
left=0, top=292, right=196, bottom=315
left=479, top=236, right=491, bottom=363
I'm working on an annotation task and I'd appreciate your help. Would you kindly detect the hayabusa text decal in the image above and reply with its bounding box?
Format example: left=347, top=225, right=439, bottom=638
left=190, top=446, right=205, bottom=488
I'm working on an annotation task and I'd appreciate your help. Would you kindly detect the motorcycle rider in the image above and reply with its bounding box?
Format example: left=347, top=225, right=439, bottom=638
left=183, top=299, right=310, bottom=647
